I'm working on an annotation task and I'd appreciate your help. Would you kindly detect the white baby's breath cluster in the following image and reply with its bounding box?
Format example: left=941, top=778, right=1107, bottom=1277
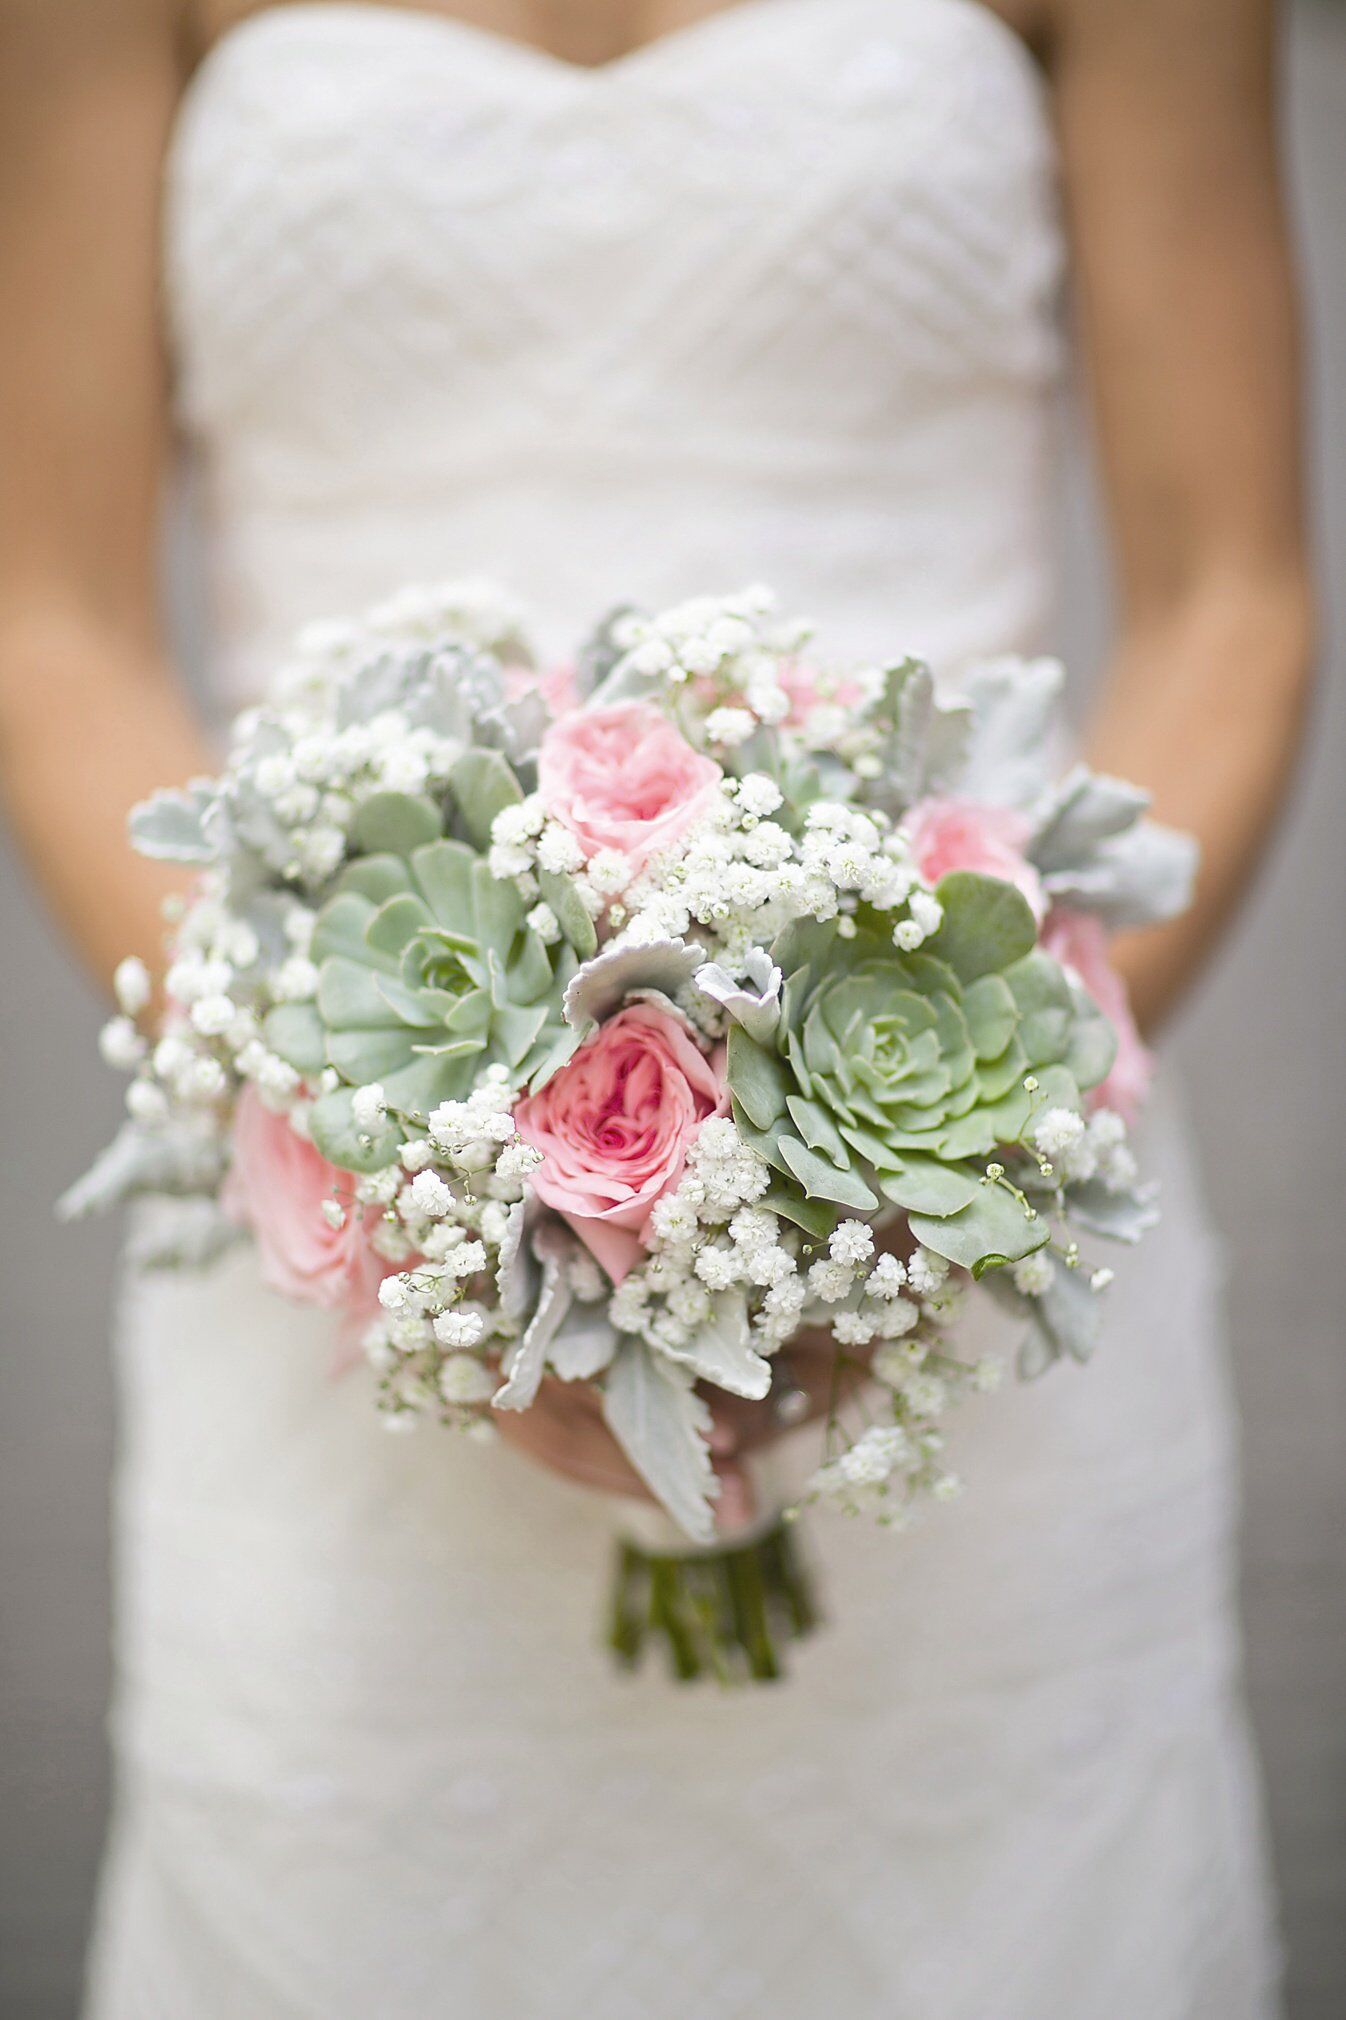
left=356, top=1074, right=549, bottom=1431
left=491, top=773, right=931, bottom=985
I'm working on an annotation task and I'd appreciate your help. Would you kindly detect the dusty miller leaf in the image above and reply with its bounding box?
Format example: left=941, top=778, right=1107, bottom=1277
left=128, top=783, right=219, bottom=863
left=656, top=1291, right=772, bottom=1400
left=602, top=1341, right=717, bottom=1543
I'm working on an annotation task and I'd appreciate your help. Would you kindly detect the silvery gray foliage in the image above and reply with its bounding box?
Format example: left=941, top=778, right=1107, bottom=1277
left=653, top=1288, right=773, bottom=1400
left=949, top=657, right=1068, bottom=808
left=863, top=659, right=974, bottom=818
left=335, top=639, right=545, bottom=777
left=562, top=938, right=705, bottom=1042
left=547, top=1306, right=619, bottom=1383
left=575, top=604, right=641, bottom=704
left=128, top=781, right=218, bottom=863
left=602, top=1340, right=719, bottom=1546
left=1055, top=1176, right=1160, bottom=1245
left=493, top=1222, right=574, bottom=1411
left=848, top=654, right=1196, bottom=930
left=126, top=1197, right=245, bottom=1272
left=984, top=1252, right=1106, bottom=1377
left=1038, top=820, right=1198, bottom=929
left=57, top=1122, right=226, bottom=1222
left=492, top=1220, right=617, bottom=1406
left=694, top=950, right=782, bottom=1045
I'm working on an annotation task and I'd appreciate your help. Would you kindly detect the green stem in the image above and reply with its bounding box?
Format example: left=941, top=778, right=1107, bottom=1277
left=605, top=1515, right=820, bottom=1685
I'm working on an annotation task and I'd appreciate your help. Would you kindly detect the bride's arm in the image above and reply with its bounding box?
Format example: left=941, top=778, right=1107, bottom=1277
left=0, top=0, right=213, bottom=988
left=1052, top=0, right=1315, bottom=1030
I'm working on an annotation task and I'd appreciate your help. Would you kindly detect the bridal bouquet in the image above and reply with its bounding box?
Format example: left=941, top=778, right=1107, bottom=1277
left=67, top=581, right=1194, bottom=1679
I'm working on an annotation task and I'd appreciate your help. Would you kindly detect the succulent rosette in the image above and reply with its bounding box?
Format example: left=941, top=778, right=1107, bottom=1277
left=722, top=871, right=1117, bottom=1274
left=267, top=826, right=581, bottom=1170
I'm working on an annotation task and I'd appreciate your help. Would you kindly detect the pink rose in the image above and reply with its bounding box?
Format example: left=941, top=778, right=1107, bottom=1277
left=904, top=796, right=1047, bottom=918
left=513, top=1003, right=728, bottom=1283
left=221, top=1085, right=388, bottom=1322
left=538, top=702, right=721, bottom=873
left=777, top=659, right=867, bottom=728
left=1042, top=909, right=1153, bottom=1123
left=502, top=659, right=580, bottom=717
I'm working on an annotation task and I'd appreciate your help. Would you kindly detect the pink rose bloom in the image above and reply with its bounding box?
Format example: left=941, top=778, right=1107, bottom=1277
left=221, top=1085, right=387, bottom=1322
left=905, top=796, right=1047, bottom=918
left=777, top=659, right=867, bottom=728
left=538, top=702, right=721, bottom=874
left=1042, top=908, right=1153, bottom=1123
left=513, top=1003, right=728, bottom=1283
left=502, top=659, right=579, bottom=717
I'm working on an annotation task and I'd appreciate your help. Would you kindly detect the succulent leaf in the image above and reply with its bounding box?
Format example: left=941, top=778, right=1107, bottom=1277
left=448, top=747, right=524, bottom=851
left=308, top=1087, right=404, bottom=1173
left=349, top=791, right=444, bottom=856
left=929, top=871, right=1038, bottom=982
left=538, top=868, right=599, bottom=958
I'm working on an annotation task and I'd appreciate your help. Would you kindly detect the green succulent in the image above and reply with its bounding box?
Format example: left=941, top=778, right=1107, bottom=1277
left=266, top=826, right=581, bottom=1169
left=723, top=871, right=1116, bottom=1274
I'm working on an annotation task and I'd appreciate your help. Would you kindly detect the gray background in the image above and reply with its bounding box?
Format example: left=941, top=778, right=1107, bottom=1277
left=1, top=7, right=1343, bottom=2016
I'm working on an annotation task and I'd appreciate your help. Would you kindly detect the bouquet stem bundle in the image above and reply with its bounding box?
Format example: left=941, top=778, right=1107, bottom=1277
left=608, top=1517, right=818, bottom=1683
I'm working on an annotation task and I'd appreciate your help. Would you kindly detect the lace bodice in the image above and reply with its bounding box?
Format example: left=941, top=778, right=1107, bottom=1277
left=166, top=0, right=1062, bottom=692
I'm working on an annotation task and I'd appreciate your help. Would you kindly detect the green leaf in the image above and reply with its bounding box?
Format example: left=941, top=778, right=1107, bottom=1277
left=408, top=838, right=477, bottom=925
left=336, top=853, right=413, bottom=905
left=725, top=1026, right=791, bottom=1132
left=263, top=1002, right=327, bottom=1076
left=318, top=956, right=409, bottom=1032
left=538, top=867, right=599, bottom=959
left=760, top=1183, right=840, bottom=1241
left=364, top=893, right=433, bottom=960
left=349, top=791, right=444, bottom=856
left=729, top=1101, right=792, bottom=1169
left=784, top=1093, right=849, bottom=1166
left=930, top=871, right=1038, bottom=983
left=311, top=892, right=384, bottom=969
left=778, top=1135, right=879, bottom=1211
left=308, top=1087, right=403, bottom=1174
left=908, top=1182, right=1048, bottom=1272
left=961, top=972, right=1018, bottom=1061
left=1062, top=990, right=1119, bottom=1092
left=876, top=1154, right=983, bottom=1216
left=449, top=748, right=524, bottom=851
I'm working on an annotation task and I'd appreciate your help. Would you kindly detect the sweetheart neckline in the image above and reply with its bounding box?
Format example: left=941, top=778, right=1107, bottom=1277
left=187, top=0, right=1041, bottom=99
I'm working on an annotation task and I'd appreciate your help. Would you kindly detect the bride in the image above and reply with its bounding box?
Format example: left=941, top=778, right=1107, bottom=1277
left=0, top=1, right=1313, bottom=2013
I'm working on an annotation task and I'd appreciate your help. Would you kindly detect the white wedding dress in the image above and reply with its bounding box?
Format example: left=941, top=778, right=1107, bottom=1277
left=87, top=4, right=1282, bottom=2014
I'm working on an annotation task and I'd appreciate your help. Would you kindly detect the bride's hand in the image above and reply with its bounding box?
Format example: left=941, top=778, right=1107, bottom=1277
left=491, top=1374, right=759, bottom=1528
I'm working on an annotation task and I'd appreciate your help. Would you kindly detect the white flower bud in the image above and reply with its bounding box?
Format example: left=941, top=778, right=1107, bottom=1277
left=409, top=1170, right=453, bottom=1219
left=99, top=1016, right=146, bottom=1071
left=113, top=957, right=152, bottom=1016
left=125, top=1079, right=170, bottom=1126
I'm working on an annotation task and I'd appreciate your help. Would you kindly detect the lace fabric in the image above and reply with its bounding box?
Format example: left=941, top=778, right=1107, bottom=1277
left=89, top=6, right=1280, bottom=2013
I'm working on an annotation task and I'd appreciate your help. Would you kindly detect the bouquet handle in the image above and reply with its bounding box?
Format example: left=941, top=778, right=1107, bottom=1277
left=606, top=1507, right=819, bottom=1683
